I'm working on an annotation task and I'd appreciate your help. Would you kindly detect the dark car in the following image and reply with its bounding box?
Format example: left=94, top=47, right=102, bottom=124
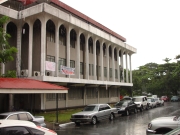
left=161, top=96, right=169, bottom=102
left=114, top=100, right=138, bottom=116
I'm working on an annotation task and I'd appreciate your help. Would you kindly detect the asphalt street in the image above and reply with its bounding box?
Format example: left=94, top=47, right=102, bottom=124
left=56, top=102, right=180, bottom=135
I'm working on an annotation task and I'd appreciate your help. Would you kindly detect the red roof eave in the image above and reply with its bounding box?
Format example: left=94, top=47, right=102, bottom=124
left=50, top=0, right=126, bottom=42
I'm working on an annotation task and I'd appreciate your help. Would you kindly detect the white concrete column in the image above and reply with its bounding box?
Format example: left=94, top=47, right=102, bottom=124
left=125, top=51, right=129, bottom=83
left=93, top=38, right=97, bottom=80
left=66, top=26, right=70, bottom=68
left=85, top=34, right=89, bottom=79
left=55, top=22, right=60, bottom=77
left=100, top=41, right=104, bottom=81
left=16, top=23, right=22, bottom=77
left=40, top=18, right=46, bottom=76
left=129, top=54, right=132, bottom=83
left=112, top=46, right=115, bottom=82
left=106, top=44, right=110, bottom=81
left=117, top=48, right=120, bottom=82
left=27, top=20, right=33, bottom=77
left=76, top=30, right=81, bottom=78
left=121, top=50, right=124, bottom=82
left=1, top=22, right=7, bottom=75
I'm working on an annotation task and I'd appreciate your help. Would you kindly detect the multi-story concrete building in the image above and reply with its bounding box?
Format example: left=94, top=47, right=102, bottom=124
left=0, top=0, right=137, bottom=111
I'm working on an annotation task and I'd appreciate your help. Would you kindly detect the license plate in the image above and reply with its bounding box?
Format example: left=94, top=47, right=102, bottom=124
left=76, top=120, right=81, bottom=122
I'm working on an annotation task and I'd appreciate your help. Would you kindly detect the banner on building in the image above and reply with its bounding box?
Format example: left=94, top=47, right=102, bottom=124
left=45, top=61, right=56, bottom=71
left=61, top=65, right=75, bottom=75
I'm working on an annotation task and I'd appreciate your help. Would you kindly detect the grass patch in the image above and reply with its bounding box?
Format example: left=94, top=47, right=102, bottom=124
left=36, top=108, right=83, bottom=124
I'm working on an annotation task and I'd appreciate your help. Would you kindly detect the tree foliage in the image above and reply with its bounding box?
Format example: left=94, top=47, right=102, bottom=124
left=132, top=58, right=180, bottom=97
left=0, top=16, right=17, bottom=64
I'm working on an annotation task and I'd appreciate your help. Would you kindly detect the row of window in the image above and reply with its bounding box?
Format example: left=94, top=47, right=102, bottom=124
left=47, top=55, right=119, bottom=78
left=46, top=88, right=118, bottom=101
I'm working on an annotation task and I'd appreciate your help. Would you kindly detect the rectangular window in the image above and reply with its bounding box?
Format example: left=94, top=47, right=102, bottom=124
left=70, top=60, right=75, bottom=68
left=46, top=55, right=55, bottom=62
left=89, top=64, right=91, bottom=76
left=104, top=67, right=107, bottom=77
left=59, top=58, right=66, bottom=71
left=68, top=88, right=83, bottom=100
left=92, top=64, right=94, bottom=76
left=115, top=69, right=118, bottom=78
left=46, top=93, right=65, bottom=101
left=80, top=43, right=84, bottom=51
left=110, top=68, right=112, bottom=78
left=99, top=66, right=101, bottom=76
left=86, top=88, right=96, bottom=99
left=80, top=62, right=84, bottom=75
left=99, top=88, right=108, bottom=98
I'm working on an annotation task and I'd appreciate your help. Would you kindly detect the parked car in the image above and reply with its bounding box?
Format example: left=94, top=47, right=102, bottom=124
left=146, top=115, right=180, bottom=135
left=114, top=100, right=138, bottom=116
left=147, top=97, right=157, bottom=108
left=171, top=96, right=180, bottom=102
left=70, top=104, right=118, bottom=125
left=161, top=96, right=169, bottom=102
left=122, top=96, right=132, bottom=100
left=154, top=98, right=161, bottom=106
left=159, top=99, right=164, bottom=106
left=0, top=120, right=57, bottom=135
left=132, top=96, right=149, bottom=111
left=0, top=111, right=46, bottom=127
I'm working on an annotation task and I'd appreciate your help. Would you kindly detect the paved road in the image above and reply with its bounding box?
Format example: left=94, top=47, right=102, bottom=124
left=55, top=102, right=180, bottom=135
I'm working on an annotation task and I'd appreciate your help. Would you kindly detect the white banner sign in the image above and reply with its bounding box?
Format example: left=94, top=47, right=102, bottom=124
left=61, top=65, right=75, bottom=75
left=45, top=61, right=56, bottom=71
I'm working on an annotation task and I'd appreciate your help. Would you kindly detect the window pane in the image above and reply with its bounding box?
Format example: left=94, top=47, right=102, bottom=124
left=19, top=113, right=28, bottom=120
left=8, top=115, right=18, bottom=120
left=29, top=127, right=45, bottom=135
left=4, top=126, right=30, bottom=135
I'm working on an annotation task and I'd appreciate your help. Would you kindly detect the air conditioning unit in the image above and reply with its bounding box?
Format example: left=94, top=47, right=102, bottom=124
left=33, top=71, right=40, bottom=76
left=45, top=71, right=55, bottom=76
left=21, top=69, right=28, bottom=76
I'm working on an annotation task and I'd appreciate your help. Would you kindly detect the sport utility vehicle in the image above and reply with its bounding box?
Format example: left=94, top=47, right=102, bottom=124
left=132, top=96, right=149, bottom=111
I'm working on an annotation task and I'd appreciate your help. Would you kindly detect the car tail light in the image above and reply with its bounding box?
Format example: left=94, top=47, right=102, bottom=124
left=37, top=126, right=57, bottom=134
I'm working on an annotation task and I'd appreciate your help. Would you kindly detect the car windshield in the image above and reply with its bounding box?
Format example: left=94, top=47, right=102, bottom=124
left=133, top=98, right=142, bottom=102
left=115, top=101, right=128, bottom=107
left=83, top=105, right=98, bottom=111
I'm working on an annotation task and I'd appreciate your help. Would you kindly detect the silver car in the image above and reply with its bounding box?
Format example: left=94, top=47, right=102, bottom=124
left=146, top=116, right=180, bottom=135
left=0, top=111, right=46, bottom=127
left=70, top=104, right=118, bottom=125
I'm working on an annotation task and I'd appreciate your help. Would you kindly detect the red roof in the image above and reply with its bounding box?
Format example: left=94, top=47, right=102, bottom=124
left=18, top=0, right=37, bottom=5
left=0, top=78, right=68, bottom=90
left=50, top=0, right=126, bottom=42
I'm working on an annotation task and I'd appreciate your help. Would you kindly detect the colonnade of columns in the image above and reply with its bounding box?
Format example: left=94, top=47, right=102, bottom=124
left=1, top=18, right=133, bottom=83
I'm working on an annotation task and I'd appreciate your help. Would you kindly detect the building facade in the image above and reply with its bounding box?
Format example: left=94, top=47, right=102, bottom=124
left=0, top=0, right=137, bottom=111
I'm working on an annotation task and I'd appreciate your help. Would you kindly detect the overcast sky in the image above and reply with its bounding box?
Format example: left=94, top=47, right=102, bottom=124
left=59, top=0, right=180, bottom=70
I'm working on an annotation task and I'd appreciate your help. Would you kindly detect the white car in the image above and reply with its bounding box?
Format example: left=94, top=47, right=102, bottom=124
left=146, top=116, right=180, bottom=135
left=0, top=119, right=57, bottom=135
left=147, top=98, right=157, bottom=108
left=132, top=96, right=149, bottom=111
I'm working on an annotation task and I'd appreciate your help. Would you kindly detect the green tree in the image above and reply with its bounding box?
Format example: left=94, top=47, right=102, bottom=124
left=0, top=16, right=17, bottom=77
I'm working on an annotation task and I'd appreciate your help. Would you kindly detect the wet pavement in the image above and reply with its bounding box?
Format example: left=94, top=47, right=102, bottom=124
left=55, top=102, right=180, bottom=135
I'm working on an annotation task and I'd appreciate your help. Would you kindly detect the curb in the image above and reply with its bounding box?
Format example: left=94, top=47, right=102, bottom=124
left=59, top=122, right=75, bottom=127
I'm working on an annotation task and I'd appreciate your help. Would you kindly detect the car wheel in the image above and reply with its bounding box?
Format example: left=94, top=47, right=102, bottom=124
left=109, top=113, right=114, bottom=120
left=91, top=116, right=97, bottom=125
left=126, top=110, right=129, bottom=116
left=134, top=108, right=137, bottom=113
left=146, top=104, right=149, bottom=110
left=75, top=122, right=80, bottom=125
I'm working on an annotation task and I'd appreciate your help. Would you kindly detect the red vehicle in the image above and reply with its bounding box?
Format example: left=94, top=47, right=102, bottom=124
left=160, top=96, right=169, bottom=102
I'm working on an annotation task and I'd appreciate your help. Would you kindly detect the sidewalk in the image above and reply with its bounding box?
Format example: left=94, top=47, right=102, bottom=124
left=46, top=121, right=74, bottom=130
